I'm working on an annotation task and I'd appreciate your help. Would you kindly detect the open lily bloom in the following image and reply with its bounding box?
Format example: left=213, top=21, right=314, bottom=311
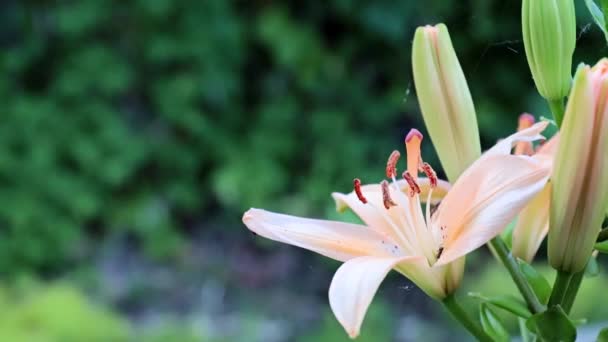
left=243, top=122, right=551, bottom=338
left=511, top=114, right=559, bottom=262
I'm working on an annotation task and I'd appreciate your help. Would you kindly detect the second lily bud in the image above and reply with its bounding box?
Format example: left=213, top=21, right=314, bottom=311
left=412, top=24, right=481, bottom=182
left=522, top=0, right=576, bottom=101
left=548, top=59, right=608, bottom=273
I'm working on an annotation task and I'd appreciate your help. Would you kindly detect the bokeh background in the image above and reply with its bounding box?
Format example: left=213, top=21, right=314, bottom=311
left=0, top=1, right=606, bottom=341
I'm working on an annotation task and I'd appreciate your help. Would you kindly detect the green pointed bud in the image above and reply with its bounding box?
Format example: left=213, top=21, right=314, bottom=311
left=548, top=60, right=608, bottom=273
left=522, top=0, right=576, bottom=101
left=412, top=24, right=481, bottom=182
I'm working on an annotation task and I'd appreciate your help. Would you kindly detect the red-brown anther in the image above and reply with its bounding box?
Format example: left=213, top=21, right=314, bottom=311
left=385, top=150, right=401, bottom=178
left=353, top=178, right=368, bottom=204
left=381, top=180, right=397, bottom=209
left=420, top=162, right=438, bottom=188
left=402, top=171, right=421, bottom=197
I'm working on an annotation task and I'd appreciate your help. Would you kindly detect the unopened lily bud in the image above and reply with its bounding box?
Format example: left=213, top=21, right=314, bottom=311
left=548, top=60, right=608, bottom=273
left=522, top=0, right=576, bottom=101
left=412, top=24, right=481, bottom=182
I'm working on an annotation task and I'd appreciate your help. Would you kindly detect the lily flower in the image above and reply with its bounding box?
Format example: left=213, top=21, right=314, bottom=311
left=511, top=114, right=560, bottom=262
left=243, top=123, right=551, bottom=338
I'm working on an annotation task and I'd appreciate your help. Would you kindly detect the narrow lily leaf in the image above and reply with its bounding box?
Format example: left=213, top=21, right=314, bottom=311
left=595, top=240, right=608, bottom=253
left=480, top=303, right=510, bottom=342
left=526, top=305, right=576, bottom=342
left=517, top=259, right=551, bottom=304
left=586, top=0, right=608, bottom=43
left=597, top=327, right=608, bottom=342
left=585, top=257, right=599, bottom=278
left=468, top=292, right=531, bottom=319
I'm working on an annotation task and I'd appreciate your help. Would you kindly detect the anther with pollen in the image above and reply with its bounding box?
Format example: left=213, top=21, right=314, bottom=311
left=385, top=150, right=401, bottom=178
left=402, top=171, right=421, bottom=197
left=381, top=180, right=397, bottom=209
left=420, top=162, right=438, bottom=188
left=353, top=178, right=368, bottom=204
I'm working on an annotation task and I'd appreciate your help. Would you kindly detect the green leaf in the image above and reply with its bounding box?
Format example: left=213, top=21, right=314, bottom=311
left=517, top=259, right=552, bottom=304
left=586, top=0, right=608, bottom=43
left=595, top=240, right=608, bottom=253
left=526, top=305, right=576, bottom=342
left=469, top=292, right=531, bottom=319
left=479, top=303, right=510, bottom=342
left=585, top=257, right=600, bottom=278
left=597, top=327, right=608, bottom=342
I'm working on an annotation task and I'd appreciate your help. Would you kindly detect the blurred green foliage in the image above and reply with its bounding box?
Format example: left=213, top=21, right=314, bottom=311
left=0, top=281, right=130, bottom=341
left=1, top=0, right=601, bottom=275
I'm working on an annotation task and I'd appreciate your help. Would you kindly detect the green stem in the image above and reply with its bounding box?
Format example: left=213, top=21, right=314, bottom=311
left=442, top=294, right=492, bottom=342
left=547, top=98, right=565, bottom=128
left=489, top=237, right=545, bottom=313
left=548, top=270, right=572, bottom=307
left=562, top=270, right=584, bottom=314
left=519, top=317, right=532, bottom=342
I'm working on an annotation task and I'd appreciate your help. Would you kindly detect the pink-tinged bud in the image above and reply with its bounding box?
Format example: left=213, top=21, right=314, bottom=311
left=548, top=59, right=608, bottom=273
left=412, top=24, right=481, bottom=182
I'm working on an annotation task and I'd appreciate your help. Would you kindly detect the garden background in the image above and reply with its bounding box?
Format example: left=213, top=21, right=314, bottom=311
left=0, top=1, right=606, bottom=341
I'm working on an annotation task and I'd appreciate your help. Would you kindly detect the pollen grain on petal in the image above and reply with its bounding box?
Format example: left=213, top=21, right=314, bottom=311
left=381, top=180, right=397, bottom=209
left=402, top=171, right=421, bottom=197
left=386, top=150, right=401, bottom=178
left=353, top=178, right=368, bottom=204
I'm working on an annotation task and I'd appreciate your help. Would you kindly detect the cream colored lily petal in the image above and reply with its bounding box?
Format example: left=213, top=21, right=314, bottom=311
left=435, top=155, right=550, bottom=266
left=329, top=256, right=422, bottom=339
left=485, top=121, right=549, bottom=157
left=393, top=255, right=461, bottom=300
left=243, top=209, right=404, bottom=262
left=512, top=183, right=551, bottom=262
left=536, top=134, right=559, bottom=156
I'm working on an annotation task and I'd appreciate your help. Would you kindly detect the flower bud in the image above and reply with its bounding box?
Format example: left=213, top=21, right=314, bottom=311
left=548, top=60, right=608, bottom=273
left=522, top=0, right=576, bottom=101
left=412, top=24, right=481, bottom=182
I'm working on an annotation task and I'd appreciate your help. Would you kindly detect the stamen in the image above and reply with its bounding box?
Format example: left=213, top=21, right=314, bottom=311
left=402, top=171, right=421, bottom=197
left=419, top=162, right=438, bottom=188
left=353, top=178, right=367, bottom=204
left=518, top=113, right=536, bottom=129
left=405, top=129, right=423, bottom=180
left=385, top=150, right=401, bottom=178
left=515, top=113, right=535, bottom=155
left=381, top=180, right=397, bottom=209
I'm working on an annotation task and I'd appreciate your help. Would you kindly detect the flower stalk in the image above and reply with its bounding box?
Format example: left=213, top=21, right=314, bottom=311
left=548, top=270, right=572, bottom=307
left=548, top=98, right=565, bottom=128
left=442, top=294, right=492, bottom=342
left=489, top=237, right=545, bottom=313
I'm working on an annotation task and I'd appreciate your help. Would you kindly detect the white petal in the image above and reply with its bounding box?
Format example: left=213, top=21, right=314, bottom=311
left=435, top=155, right=550, bottom=265
left=243, top=209, right=404, bottom=262
left=329, top=256, right=421, bottom=338
left=484, top=121, right=548, bottom=157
